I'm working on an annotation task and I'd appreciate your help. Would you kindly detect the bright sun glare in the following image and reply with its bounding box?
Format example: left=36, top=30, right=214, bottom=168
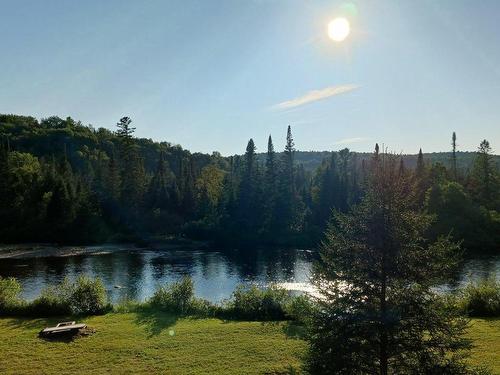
left=328, top=17, right=350, bottom=42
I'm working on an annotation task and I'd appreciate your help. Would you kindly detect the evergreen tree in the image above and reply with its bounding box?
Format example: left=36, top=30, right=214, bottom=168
left=106, top=150, right=121, bottom=202
left=452, top=131, right=458, bottom=180
left=307, top=152, right=477, bottom=375
left=277, top=126, right=301, bottom=232
left=262, top=135, right=278, bottom=234
left=115, top=117, right=145, bottom=219
left=416, top=148, right=425, bottom=178
left=470, top=139, right=499, bottom=209
left=147, top=151, right=171, bottom=211
left=116, top=117, right=136, bottom=147
left=414, top=148, right=428, bottom=205
left=237, top=139, right=259, bottom=233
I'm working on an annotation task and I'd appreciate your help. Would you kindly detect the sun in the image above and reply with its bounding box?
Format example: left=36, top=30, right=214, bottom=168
left=328, top=17, right=350, bottom=42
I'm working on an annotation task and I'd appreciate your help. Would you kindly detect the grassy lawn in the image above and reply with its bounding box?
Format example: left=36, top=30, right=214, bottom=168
left=0, top=313, right=498, bottom=374
left=0, top=312, right=306, bottom=375
left=467, top=318, right=500, bottom=374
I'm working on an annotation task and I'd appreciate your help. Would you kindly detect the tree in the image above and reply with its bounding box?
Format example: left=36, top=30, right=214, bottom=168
left=262, top=135, right=278, bottom=234
left=414, top=148, right=429, bottom=206
left=277, top=126, right=300, bottom=232
left=470, top=139, right=499, bottom=209
left=237, top=139, right=259, bottom=231
left=106, top=150, right=121, bottom=202
left=146, top=151, right=171, bottom=211
left=426, top=181, right=500, bottom=253
left=451, top=132, right=458, bottom=180
left=416, top=148, right=425, bottom=177
left=116, top=117, right=136, bottom=146
left=307, top=152, right=477, bottom=374
left=115, top=117, right=145, bottom=219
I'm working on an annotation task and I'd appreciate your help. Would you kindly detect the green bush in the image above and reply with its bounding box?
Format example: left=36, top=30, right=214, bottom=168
left=29, top=283, right=72, bottom=316
left=149, top=277, right=220, bottom=316
left=68, top=276, right=108, bottom=315
left=0, top=277, right=22, bottom=314
left=226, top=285, right=290, bottom=321
left=459, top=278, right=500, bottom=317
left=283, top=294, right=315, bottom=324
left=28, top=276, right=108, bottom=316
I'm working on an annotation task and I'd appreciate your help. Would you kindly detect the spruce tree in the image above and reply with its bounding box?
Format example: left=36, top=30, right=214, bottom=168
left=416, top=148, right=425, bottom=177
left=278, top=126, right=299, bottom=232
left=106, top=150, right=121, bottom=202
left=414, top=148, right=428, bottom=206
left=451, top=132, right=458, bottom=180
left=471, top=139, right=499, bottom=208
left=147, top=151, right=170, bottom=211
left=307, top=152, right=478, bottom=374
left=263, top=135, right=277, bottom=234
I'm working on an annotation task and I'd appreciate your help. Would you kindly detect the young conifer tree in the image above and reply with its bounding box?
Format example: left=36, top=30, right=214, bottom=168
left=307, top=151, right=480, bottom=375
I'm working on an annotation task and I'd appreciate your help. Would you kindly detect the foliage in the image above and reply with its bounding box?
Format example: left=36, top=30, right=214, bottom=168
left=149, top=276, right=216, bottom=316
left=0, top=114, right=499, bottom=253
left=0, top=277, right=22, bottom=313
left=307, top=152, right=478, bottom=375
left=458, top=279, right=500, bottom=317
left=29, top=283, right=72, bottom=316
left=68, top=276, right=108, bottom=315
left=225, top=285, right=290, bottom=321
left=27, top=276, right=108, bottom=316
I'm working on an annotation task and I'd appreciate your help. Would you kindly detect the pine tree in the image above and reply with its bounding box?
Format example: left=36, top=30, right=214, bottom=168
left=414, top=148, right=428, bottom=205
left=147, top=151, right=171, bottom=211
left=238, top=139, right=258, bottom=231
left=263, top=135, right=278, bottom=234
left=277, top=126, right=300, bottom=232
left=398, top=156, right=405, bottom=177
left=451, top=131, right=458, bottom=180
left=307, top=152, right=477, bottom=374
left=116, top=117, right=136, bottom=147
left=106, top=150, right=121, bottom=202
left=470, top=139, right=499, bottom=208
left=416, top=148, right=425, bottom=177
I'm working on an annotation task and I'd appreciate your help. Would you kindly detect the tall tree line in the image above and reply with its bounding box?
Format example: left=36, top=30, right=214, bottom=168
left=0, top=114, right=499, bottom=252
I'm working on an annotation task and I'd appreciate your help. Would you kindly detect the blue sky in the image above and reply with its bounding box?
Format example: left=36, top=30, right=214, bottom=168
left=1, top=0, right=499, bottom=155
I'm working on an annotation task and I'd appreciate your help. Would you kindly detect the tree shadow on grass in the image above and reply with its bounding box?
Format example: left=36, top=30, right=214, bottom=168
left=3, top=316, right=96, bottom=343
left=258, top=320, right=307, bottom=340
left=281, top=321, right=307, bottom=339
left=3, top=316, right=58, bottom=330
left=133, top=306, right=179, bottom=337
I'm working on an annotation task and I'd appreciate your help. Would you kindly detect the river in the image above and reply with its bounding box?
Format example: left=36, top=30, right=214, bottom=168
left=0, top=245, right=498, bottom=303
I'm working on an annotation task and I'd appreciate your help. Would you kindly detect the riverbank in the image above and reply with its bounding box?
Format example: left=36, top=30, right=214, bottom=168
left=0, top=313, right=497, bottom=374
left=0, top=238, right=210, bottom=259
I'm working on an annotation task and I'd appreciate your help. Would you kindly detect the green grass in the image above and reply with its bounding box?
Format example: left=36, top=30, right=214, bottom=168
left=0, top=313, right=498, bottom=374
left=467, top=318, right=500, bottom=374
left=0, top=312, right=306, bottom=375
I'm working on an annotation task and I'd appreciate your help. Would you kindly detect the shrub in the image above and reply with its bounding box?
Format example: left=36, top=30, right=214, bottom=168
left=68, top=276, right=108, bottom=315
left=283, top=294, right=315, bottom=324
left=150, top=277, right=195, bottom=314
left=0, top=277, right=22, bottom=314
left=29, top=276, right=108, bottom=316
left=459, top=278, right=500, bottom=317
left=226, top=285, right=290, bottom=321
left=29, top=283, right=72, bottom=316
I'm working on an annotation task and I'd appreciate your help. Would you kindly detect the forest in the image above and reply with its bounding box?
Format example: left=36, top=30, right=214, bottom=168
left=0, top=113, right=499, bottom=253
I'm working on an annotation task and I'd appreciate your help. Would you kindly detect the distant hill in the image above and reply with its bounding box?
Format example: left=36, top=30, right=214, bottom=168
left=257, top=151, right=500, bottom=173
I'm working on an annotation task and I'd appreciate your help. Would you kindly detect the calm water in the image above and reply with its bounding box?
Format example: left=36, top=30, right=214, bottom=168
left=0, top=247, right=498, bottom=303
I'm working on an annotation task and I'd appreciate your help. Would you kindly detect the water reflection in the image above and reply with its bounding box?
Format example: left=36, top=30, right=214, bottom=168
left=0, top=249, right=497, bottom=303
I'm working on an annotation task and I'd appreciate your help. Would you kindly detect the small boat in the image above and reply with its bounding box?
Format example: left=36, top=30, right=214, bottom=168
left=39, top=321, right=87, bottom=337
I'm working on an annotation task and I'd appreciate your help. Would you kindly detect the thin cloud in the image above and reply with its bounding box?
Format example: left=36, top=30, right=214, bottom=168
left=273, top=84, right=359, bottom=110
left=334, top=137, right=370, bottom=145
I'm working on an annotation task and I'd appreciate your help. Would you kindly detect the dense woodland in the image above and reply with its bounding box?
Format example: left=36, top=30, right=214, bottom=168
left=0, top=114, right=499, bottom=252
